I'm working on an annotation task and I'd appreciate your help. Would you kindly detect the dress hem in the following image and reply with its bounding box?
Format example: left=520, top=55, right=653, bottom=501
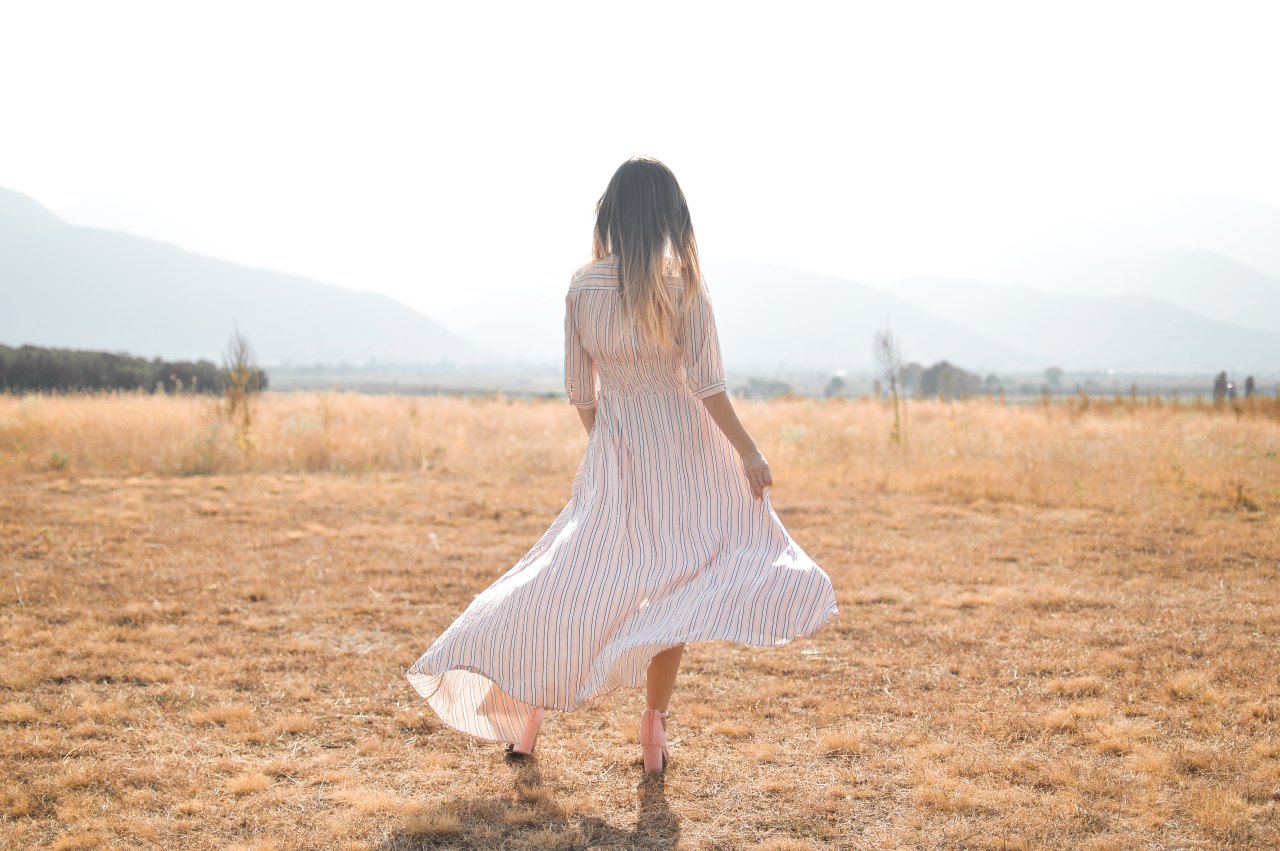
left=403, top=600, right=840, bottom=746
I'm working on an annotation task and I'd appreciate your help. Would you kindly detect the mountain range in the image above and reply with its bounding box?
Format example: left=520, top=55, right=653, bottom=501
left=888, top=276, right=1280, bottom=373
left=1, top=187, right=488, bottom=367
left=993, top=249, right=1280, bottom=335
left=4, top=185, right=1279, bottom=375
left=455, top=250, right=1280, bottom=375
left=455, top=256, right=1030, bottom=374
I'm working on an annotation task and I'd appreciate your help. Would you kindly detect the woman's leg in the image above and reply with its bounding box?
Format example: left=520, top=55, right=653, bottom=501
left=645, top=643, right=685, bottom=712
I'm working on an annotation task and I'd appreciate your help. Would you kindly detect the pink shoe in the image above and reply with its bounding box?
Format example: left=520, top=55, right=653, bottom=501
left=508, top=706, right=545, bottom=757
left=639, top=708, right=670, bottom=774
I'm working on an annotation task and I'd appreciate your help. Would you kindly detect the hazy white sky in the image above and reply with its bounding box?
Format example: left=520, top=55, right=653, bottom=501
left=3, top=0, right=1278, bottom=331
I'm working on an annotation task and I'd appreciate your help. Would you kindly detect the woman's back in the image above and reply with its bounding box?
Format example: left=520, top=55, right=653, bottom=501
left=565, top=255, right=728, bottom=407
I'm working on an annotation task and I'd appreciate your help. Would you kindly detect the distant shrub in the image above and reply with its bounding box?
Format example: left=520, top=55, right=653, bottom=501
left=0, top=343, right=254, bottom=394
left=919, top=360, right=982, bottom=400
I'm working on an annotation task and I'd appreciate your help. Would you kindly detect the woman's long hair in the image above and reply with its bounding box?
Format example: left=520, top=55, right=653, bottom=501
left=591, top=156, right=705, bottom=352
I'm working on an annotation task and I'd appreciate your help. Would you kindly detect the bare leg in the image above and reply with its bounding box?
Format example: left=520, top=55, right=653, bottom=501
left=645, top=643, right=685, bottom=716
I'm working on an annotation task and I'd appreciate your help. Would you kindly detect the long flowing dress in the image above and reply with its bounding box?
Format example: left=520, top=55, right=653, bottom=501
left=404, top=254, right=840, bottom=745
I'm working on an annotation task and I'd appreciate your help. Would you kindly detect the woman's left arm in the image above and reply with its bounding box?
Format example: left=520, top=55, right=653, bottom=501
left=565, top=287, right=599, bottom=426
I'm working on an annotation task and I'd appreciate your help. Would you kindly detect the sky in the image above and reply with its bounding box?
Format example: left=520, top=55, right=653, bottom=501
left=2, top=0, right=1279, bottom=333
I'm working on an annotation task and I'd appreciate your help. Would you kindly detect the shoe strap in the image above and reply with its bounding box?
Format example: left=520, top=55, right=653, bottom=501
left=643, top=710, right=667, bottom=742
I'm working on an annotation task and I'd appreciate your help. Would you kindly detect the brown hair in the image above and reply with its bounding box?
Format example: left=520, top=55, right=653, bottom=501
left=591, top=156, right=705, bottom=352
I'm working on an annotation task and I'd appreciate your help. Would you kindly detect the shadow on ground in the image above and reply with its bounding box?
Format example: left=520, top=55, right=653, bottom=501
left=374, top=751, right=681, bottom=850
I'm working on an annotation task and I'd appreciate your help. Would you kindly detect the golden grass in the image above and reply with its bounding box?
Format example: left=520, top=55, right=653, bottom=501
left=227, top=772, right=273, bottom=796
left=190, top=703, right=255, bottom=726
left=405, top=810, right=463, bottom=837
left=0, top=702, right=39, bottom=724
left=818, top=732, right=866, bottom=756
left=1046, top=676, right=1106, bottom=697
left=1, top=391, right=1278, bottom=848
left=3, top=390, right=1278, bottom=516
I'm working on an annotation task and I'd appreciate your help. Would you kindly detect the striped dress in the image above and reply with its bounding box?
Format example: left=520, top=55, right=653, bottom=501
left=405, top=254, right=840, bottom=745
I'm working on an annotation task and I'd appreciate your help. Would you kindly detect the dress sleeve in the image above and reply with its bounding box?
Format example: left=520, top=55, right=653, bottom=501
left=564, top=289, right=598, bottom=409
left=683, top=287, right=728, bottom=399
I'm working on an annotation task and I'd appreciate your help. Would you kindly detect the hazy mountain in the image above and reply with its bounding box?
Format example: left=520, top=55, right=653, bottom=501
left=705, top=259, right=1031, bottom=373
left=58, top=198, right=188, bottom=247
left=460, top=256, right=1034, bottom=373
left=889, top=276, right=1280, bottom=373
left=0, top=186, right=491, bottom=366
left=455, top=289, right=566, bottom=364
left=1002, top=249, right=1280, bottom=335
left=1135, top=196, right=1280, bottom=282
left=0, top=186, right=63, bottom=229
left=996, top=196, right=1280, bottom=282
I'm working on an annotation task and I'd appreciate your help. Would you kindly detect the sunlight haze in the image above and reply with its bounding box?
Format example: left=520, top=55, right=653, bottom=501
left=3, top=0, right=1278, bottom=336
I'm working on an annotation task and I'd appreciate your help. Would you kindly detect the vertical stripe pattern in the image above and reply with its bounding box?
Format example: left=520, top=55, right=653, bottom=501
left=405, top=255, right=840, bottom=746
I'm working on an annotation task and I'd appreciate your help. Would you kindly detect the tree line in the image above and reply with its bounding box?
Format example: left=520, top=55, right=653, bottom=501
left=0, top=343, right=268, bottom=394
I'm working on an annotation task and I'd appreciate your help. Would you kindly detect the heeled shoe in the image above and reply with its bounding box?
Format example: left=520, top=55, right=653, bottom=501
left=639, top=707, right=670, bottom=774
left=506, top=706, right=545, bottom=757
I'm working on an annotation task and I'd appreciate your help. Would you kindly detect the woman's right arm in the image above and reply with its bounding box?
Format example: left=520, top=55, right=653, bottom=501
left=681, top=287, right=772, bottom=500
left=700, top=390, right=773, bottom=500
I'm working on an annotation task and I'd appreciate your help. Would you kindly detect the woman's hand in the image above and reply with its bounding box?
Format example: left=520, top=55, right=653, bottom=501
left=740, top=448, right=773, bottom=500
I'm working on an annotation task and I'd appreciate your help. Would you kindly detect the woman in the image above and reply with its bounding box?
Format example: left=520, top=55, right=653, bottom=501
left=405, top=156, right=839, bottom=776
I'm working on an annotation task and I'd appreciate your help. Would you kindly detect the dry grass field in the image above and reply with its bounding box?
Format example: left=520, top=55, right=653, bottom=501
left=2, top=391, right=1278, bottom=850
